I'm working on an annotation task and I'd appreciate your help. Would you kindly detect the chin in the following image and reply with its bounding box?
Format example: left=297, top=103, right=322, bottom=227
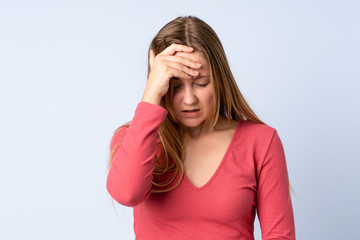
left=178, top=119, right=205, bottom=128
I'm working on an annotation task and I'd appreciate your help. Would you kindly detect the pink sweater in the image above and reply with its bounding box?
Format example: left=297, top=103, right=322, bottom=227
left=106, top=102, right=295, bottom=240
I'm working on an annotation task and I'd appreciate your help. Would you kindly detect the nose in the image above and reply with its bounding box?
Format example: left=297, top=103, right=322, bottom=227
left=183, top=87, right=198, bottom=105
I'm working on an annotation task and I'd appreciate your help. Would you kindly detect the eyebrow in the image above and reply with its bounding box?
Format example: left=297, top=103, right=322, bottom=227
left=172, top=75, right=209, bottom=81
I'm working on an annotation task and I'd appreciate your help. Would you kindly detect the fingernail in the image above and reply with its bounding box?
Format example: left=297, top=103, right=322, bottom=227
left=195, top=63, right=201, bottom=67
left=194, top=71, right=199, bottom=74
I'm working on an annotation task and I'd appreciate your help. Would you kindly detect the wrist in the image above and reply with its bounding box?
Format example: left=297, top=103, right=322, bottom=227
left=141, top=90, right=161, bottom=106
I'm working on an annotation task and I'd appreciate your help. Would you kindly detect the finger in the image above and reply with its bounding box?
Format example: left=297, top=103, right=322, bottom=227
left=149, top=49, right=155, bottom=70
left=170, top=68, right=194, bottom=80
left=160, top=43, right=194, bottom=56
left=165, top=55, right=202, bottom=69
left=164, top=60, right=200, bottom=77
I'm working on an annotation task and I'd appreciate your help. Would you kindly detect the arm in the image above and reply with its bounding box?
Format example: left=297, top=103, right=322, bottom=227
left=256, top=130, right=296, bottom=240
left=106, top=101, right=168, bottom=207
left=107, top=44, right=199, bottom=207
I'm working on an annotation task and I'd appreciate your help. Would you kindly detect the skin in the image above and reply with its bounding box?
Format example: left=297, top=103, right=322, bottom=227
left=170, top=50, right=213, bottom=137
left=142, top=43, right=201, bottom=106
left=142, top=43, right=237, bottom=136
left=142, top=43, right=210, bottom=137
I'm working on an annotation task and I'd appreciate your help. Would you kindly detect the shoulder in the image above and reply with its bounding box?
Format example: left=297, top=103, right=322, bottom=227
left=233, top=120, right=284, bottom=169
left=231, top=119, right=283, bottom=156
left=237, top=119, right=277, bottom=143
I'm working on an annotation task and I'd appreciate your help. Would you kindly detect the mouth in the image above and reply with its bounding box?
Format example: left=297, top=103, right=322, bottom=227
left=182, top=109, right=200, bottom=112
left=181, top=108, right=201, bottom=117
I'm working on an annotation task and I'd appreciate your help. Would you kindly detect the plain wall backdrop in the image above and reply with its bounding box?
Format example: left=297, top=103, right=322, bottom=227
left=1, top=0, right=359, bottom=239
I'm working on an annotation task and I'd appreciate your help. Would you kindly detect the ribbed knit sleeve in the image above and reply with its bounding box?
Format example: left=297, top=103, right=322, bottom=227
left=106, top=102, right=168, bottom=207
left=256, top=130, right=296, bottom=239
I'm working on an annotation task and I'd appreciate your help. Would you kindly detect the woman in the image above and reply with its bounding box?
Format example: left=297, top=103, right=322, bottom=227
left=106, top=16, right=295, bottom=239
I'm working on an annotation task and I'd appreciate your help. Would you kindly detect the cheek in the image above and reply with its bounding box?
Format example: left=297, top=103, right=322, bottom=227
left=204, top=88, right=214, bottom=106
left=171, top=93, right=181, bottom=110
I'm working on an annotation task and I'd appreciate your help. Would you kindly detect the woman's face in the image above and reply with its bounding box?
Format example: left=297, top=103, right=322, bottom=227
left=171, top=50, right=213, bottom=130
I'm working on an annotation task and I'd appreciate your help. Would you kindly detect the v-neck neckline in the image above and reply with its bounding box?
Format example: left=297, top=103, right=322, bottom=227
left=182, top=119, right=242, bottom=191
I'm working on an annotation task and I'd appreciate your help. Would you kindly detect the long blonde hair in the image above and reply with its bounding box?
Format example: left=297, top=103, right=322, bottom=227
left=107, top=15, right=265, bottom=194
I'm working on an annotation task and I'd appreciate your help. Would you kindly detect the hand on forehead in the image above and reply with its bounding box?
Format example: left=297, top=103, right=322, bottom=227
left=174, top=50, right=208, bottom=75
left=174, top=50, right=204, bottom=63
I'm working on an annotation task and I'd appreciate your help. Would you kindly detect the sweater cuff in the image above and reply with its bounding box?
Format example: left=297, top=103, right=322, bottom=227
left=130, top=101, right=168, bottom=129
left=138, top=101, right=168, bottom=114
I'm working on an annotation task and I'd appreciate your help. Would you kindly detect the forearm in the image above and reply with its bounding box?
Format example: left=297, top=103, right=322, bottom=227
left=106, top=102, right=168, bottom=206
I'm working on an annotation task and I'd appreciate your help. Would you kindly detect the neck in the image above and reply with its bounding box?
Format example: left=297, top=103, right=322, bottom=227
left=183, top=116, right=228, bottom=139
left=184, top=125, right=208, bottom=139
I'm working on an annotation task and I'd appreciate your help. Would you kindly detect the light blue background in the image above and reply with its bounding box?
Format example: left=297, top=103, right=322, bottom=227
left=1, top=1, right=359, bottom=239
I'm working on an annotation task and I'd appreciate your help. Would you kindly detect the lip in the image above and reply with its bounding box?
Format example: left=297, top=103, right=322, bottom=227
left=181, top=109, right=200, bottom=117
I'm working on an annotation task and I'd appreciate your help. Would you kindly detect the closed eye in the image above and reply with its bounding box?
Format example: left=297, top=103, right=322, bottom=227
left=197, top=83, right=209, bottom=87
left=173, top=84, right=182, bottom=91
